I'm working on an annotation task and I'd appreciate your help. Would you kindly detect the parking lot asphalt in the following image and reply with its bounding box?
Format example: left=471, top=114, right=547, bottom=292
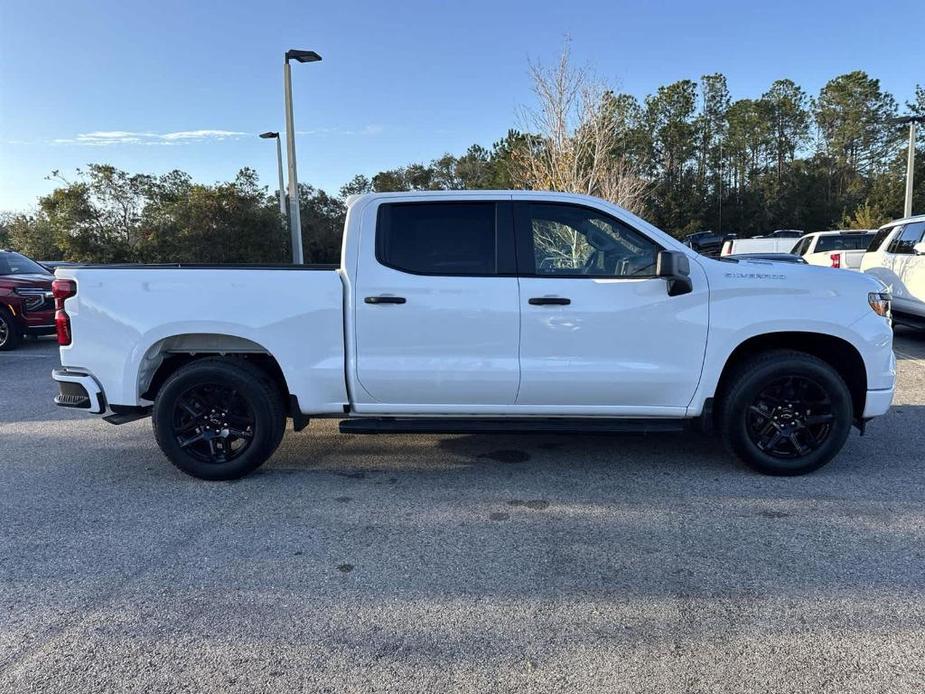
left=2, top=332, right=925, bottom=693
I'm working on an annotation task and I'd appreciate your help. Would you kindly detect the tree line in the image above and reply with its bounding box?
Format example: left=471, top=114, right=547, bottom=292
left=2, top=53, right=922, bottom=265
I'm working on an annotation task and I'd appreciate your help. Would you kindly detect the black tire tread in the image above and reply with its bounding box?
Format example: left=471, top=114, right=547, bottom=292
left=152, top=357, right=286, bottom=480
left=718, top=349, right=853, bottom=476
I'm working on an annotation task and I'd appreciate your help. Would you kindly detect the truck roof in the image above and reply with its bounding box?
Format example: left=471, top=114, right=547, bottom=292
left=880, top=213, right=925, bottom=228
left=804, top=229, right=873, bottom=237
left=345, top=189, right=621, bottom=208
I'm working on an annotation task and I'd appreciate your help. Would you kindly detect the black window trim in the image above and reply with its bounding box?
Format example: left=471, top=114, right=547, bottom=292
left=512, top=200, right=665, bottom=279
left=374, top=200, right=518, bottom=277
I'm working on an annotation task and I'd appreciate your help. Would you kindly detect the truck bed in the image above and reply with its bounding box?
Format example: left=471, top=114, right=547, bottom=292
left=55, top=265, right=349, bottom=412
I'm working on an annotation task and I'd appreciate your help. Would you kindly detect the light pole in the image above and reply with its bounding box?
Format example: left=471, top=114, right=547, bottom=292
left=283, top=49, right=322, bottom=265
left=895, top=115, right=924, bottom=218
left=259, top=132, right=287, bottom=218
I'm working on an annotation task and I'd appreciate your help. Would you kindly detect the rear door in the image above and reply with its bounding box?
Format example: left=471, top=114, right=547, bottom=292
left=352, top=199, right=521, bottom=407
left=513, top=201, right=709, bottom=414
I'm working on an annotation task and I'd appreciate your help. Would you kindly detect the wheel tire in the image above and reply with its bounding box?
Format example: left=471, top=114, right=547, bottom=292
left=152, top=357, right=286, bottom=480
left=718, top=350, right=853, bottom=476
left=0, top=307, right=22, bottom=351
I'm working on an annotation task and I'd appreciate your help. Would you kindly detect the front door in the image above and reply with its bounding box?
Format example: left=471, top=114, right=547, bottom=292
left=353, top=199, right=520, bottom=407
left=513, top=201, right=709, bottom=414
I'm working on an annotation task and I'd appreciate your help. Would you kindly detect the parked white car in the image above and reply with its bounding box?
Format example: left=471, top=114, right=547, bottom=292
left=720, top=237, right=796, bottom=256
left=860, top=215, right=925, bottom=329
left=790, top=230, right=875, bottom=270
left=51, top=191, right=895, bottom=479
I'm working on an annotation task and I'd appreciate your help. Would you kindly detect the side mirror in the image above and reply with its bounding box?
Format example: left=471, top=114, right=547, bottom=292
left=656, top=250, right=693, bottom=297
left=914, top=241, right=925, bottom=256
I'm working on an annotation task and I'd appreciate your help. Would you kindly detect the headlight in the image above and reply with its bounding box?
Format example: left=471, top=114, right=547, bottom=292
left=868, top=291, right=891, bottom=318
left=13, top=287, right=52, bottom=312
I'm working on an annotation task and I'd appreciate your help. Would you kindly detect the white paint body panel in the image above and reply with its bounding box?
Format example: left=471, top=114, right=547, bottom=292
left=58, top=191, right=895, bottom=424
left=720, top=238, right=795, bottom=256
left=56, top=268, right=348, bottom=411
left=516, top=273, right=708, bottom=411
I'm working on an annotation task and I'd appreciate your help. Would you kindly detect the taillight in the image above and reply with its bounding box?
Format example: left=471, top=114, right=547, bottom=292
left=830, top=253, right=841, bottom=268
left=52, top=279, right=77, bottom=346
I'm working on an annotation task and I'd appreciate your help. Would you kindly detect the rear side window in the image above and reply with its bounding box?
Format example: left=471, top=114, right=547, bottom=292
left=815, top=233, right=876, bottom=252
left=376, top=202, right=498, bottom=275
left=887, top=222, right=925, bottom=255
left=868, top=226, right=895, bottom=252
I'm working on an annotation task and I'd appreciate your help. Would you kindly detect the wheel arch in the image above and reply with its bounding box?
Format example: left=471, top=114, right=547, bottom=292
left=713, top=331, right=868, bottom=422
left=138, top=333, right=290, bottom=407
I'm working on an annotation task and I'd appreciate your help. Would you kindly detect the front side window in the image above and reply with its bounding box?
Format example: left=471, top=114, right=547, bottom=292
left=523, top=203, right=660, bottom=277
left=887, top=222, right=925, bottom=255
left=376, top=202, right=498, bottom=275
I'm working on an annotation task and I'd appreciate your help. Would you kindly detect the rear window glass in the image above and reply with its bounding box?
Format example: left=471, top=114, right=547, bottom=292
left=814, top=233, right=875, bottom=252
left=376, top=202, right=497, bottom=275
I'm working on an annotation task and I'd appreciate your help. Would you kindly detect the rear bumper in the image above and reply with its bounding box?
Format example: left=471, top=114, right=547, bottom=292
left=862, top=387, right=894, bottom=419
left=52, top=368, right=105, bottom=414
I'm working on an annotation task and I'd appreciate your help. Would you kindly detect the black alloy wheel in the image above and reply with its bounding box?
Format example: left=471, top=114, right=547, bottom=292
left=746, top=375, right=835, bottom=458
left=172, top=383, right=256, bottom=464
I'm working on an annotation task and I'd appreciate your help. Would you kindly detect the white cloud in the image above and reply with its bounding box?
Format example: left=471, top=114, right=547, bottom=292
left=42, top=125, right=381, bottom=147
left=50, top=129, right=247, bottom=146
left=160, top=129, right=246, bottom=141
left=295, top=124, right=384, bottom=136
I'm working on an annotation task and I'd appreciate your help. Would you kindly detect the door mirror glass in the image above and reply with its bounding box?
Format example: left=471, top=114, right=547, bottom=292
left=656, top=251, right=693, bottom=296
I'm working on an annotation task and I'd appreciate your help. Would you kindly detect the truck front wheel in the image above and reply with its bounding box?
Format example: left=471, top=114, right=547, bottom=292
left=152, top=358, right=286, bottom=480
left=719, top=350, right=853, bottom=475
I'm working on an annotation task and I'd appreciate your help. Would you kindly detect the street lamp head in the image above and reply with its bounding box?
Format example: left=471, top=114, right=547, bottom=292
left=259, top=131, right=279, bottom=139
left=893, top=115, right=925, bottom=125
left=286, top=49, right=322, bottom=64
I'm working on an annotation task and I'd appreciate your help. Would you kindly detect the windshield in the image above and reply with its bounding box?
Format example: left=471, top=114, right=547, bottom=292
left=815, top=233, right=875, bottom=252
left=0, top=252, right=52, bottom=276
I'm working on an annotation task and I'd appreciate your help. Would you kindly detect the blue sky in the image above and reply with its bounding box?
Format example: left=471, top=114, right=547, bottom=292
left=1, top=0, right=923, bottom=212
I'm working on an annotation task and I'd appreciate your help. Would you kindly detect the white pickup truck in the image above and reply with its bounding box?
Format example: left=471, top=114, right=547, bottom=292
left=790, top=230, right=876, bottom=270
left=52, top=191, right=896, bottom=480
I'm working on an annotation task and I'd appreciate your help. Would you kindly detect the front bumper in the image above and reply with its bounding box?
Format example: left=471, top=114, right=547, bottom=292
left=52, top=368, right=105, bottom=413
left=862, top=386, right=894, bottom=419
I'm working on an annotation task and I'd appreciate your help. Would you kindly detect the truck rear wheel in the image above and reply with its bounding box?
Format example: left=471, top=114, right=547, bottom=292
left=718, top=350, right=853, bottom=476
left=152, top=358, right=286, bottom=480
left=0, top=307, right=22, bottom=351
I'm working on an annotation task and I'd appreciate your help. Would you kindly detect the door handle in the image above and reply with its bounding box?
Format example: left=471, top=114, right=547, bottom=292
left=365, top=295, right=406, bottom=304
left=528, top=297, right=571, bottom=306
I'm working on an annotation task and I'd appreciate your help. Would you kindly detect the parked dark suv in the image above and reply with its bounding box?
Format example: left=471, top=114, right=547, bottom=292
left=0, top=250, right=56, bottom=350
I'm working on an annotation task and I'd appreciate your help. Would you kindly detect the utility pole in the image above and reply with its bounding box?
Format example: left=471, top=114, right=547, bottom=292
left=283, top=49, right=322, bottom=264
left=259, top=132, right=287, bottom=218
left=896, top=115, right=924, bottom=218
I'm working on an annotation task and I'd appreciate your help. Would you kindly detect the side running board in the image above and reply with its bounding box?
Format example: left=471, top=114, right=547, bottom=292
left=338, top=417, right=687, bottom=435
